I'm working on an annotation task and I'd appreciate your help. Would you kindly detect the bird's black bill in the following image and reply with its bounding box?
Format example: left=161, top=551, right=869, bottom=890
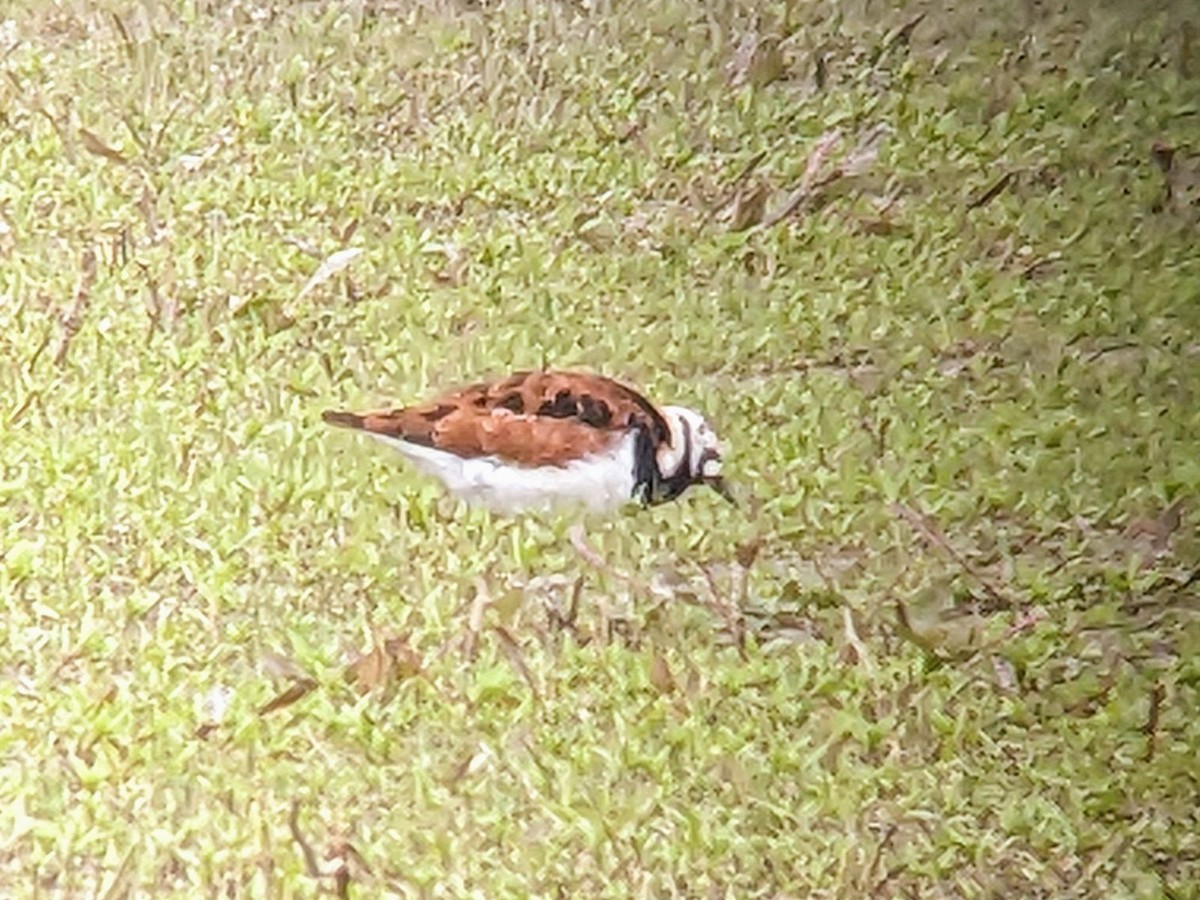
left=705, top=476, right=737, bottom=505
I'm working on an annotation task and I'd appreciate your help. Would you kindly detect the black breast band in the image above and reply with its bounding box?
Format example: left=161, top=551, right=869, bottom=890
left=631, top=420, right=697, bottom=506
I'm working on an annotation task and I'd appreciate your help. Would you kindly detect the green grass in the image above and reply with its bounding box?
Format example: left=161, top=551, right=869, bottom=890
left=2, top=0, right=1199, bottom=895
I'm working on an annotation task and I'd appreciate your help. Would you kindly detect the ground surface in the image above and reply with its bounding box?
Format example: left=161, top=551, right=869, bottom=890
left=1, top=0, right=1199, bottom=896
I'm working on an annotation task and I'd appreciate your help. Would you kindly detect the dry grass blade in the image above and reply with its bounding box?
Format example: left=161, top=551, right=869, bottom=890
left=345, top=635, right=423, bottom=692
left=797, top=129, right=843, bottom=189
left=289, top=801, right=322, bottom=878
left=462, top=578, right=493, bottom=661
left=8, top=389, right=38, bottom=426
left=293, top=247, right=363, bottom=305
left=492, top=624, right=541, bottom=701
left=99, top=846, right=137, bottom=900
left=1143, top=681, right=1164, bottom=762
left=137, top=262, right=170, bottom=339
left=892, top=597, right=946, bottom=660
left=761, top=124, right=889, bottom=228
left=864, top=823, right=901, bottom=894
left=1151, top=140, right=1175, bottom=175
left=54, top=246, right=98, bottom=367
left=258, top=678, right=317, bottom=716
left=761, top=129, right=843, bottom=227
left=568, top=523, right=608, bottom=570
left=79, top=126, right=131, bottom=166
left=0, top=208, right=14, bottom=258
left=734, top=537, right=764, bottom=571
left=194, top=685, right=233, bottom=740
left=990, top=655, right=1018, bottom=692
left=700, top=564, right=748, bottom=659
left=338, top=219, right=360, bottom=244
left=178, top=125, right=234, bottom=173
left=283, top=235, right=322, bottom=259
left=967, top=172, right=1014, bottom=209
left=149, top=95, right=186, bottom=158
left=568, top=523, right=640, bottom=586
left=697, top=149, right=767, bottom=231
left=843, top=124, right=890, bottom=177
left=728, top=31, right=785, bottom=88
left=884, top=13, right=926, bottom=51
left=26, top=329, right=53, bottom=373
left=840, top=606, right=875, bottom=676
left=648, top=650, right=676, bottom=694
left=344, top=643, right=392, bottom=692
left=109, top=11, right=136, bottom=62
left=31, top=102, right=72, bottom=160
left=729, top=181, right=770, bottom=231
left=1123, top=497, right=1186, bottom=561
left=428, top=240, right=469, bottom=286
left=448, top=742, right=495, bottom=787
left=547, top=574, right=585, bottom=638
left=260, top=650, right=312, bottom=682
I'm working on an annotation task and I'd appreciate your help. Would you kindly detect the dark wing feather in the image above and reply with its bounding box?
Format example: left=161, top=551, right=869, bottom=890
left=322, top=370, right=669, bottom=468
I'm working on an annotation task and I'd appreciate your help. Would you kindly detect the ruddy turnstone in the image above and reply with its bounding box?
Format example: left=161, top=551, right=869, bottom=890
left=323, top=370, right=732, bottom=514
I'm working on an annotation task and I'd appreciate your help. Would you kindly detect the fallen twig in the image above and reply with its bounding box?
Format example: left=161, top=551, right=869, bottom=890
left=890, top=502, right=1013, bottom=609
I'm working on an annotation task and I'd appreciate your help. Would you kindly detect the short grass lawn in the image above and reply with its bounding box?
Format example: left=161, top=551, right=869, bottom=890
left=1, top=0, right=1198, bottom=896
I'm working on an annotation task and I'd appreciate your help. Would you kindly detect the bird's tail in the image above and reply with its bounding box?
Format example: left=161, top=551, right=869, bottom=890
left=322, top=410, right=366, bottom=429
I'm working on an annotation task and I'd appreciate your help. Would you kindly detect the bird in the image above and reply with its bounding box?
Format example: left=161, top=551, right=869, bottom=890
left=322, top=369, right=732, bottom=515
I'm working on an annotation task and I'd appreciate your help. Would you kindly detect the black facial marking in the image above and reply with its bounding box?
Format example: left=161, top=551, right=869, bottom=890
left=537, top=389, right=579, bottom=419
left=631, top=426, right=659, bottom=504
left=577, top=394, right=612, bottom=428
left=420, top=403, right=456, bottom=422
left=498, top=392, right=524, bottom=413
left=631, top=418, right=699, bottom=506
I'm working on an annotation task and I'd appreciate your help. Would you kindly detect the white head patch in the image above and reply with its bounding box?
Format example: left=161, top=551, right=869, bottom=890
left=657, top=406, right=723, bottom=480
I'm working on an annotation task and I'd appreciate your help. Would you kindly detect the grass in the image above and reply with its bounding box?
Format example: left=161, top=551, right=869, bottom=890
left=1, top=0, right=1199, bottom=895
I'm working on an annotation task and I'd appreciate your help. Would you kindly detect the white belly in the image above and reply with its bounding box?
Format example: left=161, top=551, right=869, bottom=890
left=367, top=431, right=637, bottom=515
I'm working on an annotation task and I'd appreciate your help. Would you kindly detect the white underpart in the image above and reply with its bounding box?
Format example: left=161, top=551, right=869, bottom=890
left=366, top=431, right=638, bottom=515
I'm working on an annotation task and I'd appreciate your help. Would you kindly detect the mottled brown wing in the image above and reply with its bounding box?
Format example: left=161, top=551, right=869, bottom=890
left=322, top=370, right=669, bottom=468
